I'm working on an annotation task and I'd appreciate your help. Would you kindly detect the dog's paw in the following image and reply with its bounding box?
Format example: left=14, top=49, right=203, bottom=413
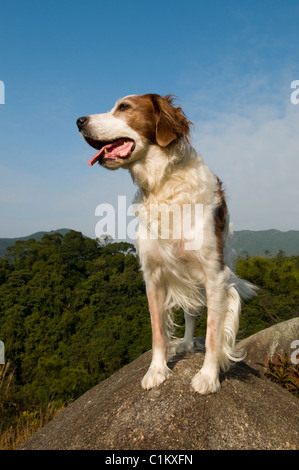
left=141, top=366, right=172, bottom=390
left=191, top=370, right=220, bottom=395
left=175, top=339, right=194, bottom=354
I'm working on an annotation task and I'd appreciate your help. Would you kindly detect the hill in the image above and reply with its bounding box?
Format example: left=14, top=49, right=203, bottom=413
left=232, top=229, right=299, bottom=257
left=0, top=229, right=71, bottom=258
left=0, top=228, right=299, bottom=258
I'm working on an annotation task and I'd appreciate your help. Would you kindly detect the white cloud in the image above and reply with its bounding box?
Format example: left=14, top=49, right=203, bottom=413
left=193, top=101, right=299, bottom=230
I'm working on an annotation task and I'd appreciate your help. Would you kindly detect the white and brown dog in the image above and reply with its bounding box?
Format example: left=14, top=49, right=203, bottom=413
left=77, top=94, right=256, bottom=394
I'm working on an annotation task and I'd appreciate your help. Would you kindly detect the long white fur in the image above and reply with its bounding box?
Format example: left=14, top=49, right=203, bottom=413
left=83, top=98, right=257, bottom=394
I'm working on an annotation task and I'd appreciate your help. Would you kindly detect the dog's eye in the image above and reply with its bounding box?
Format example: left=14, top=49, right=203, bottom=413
left=117, top=103, right=130, bottom=111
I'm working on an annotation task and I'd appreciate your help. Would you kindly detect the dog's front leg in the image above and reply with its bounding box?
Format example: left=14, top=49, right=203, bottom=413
left=192, top=277, right=226, bottom=394
left=141, top=283, right=172, bottom=390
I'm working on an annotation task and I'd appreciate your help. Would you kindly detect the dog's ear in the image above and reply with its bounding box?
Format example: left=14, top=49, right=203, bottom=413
left=152, top=95, right=193, bottom=147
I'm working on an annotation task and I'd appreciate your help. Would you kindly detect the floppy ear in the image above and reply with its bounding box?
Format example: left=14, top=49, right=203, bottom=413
left=152, top=95, right=193, bottom=147
left=154, top=96, right=178, bottom=147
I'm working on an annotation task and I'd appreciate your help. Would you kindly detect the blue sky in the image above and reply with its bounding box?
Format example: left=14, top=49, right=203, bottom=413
left=0, top=0, right=299, bottom=239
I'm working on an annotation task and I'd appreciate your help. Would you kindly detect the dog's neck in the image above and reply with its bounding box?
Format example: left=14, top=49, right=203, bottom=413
left=128, top=140, right=195, bottom=196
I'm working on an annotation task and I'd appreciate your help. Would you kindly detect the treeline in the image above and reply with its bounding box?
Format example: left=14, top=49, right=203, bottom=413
left=0, top=231, right=298, bottom=443
left=0, top=231, right=151, bottom=437
left=236, top=251, right=299, bottom=335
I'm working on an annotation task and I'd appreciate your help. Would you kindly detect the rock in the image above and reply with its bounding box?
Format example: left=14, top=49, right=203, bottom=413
left=239, top=317, right=299, bottom=373
left=20, top=321, right=299, bottom=451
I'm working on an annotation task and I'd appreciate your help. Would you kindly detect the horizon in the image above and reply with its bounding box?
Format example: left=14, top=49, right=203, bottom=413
left=1, top=226, right=298, bottom=242
left=1, top=0, right=299, bottom=239
left=1, top=226, right=299, bottom=260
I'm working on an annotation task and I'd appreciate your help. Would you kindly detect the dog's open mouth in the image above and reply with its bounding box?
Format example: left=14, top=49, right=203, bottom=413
left=85, top=137, right=136, bottom=166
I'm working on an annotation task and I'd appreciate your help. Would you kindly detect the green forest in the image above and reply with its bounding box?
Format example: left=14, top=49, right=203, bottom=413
left=0, top=230, right=298, bottom=447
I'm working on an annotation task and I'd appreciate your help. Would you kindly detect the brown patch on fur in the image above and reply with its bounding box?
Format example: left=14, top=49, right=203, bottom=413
left=113, top=95, right=157, bottom=144
left=214, top=177, right=228, bottom=269
left=113, top=94, right=193, bottom=147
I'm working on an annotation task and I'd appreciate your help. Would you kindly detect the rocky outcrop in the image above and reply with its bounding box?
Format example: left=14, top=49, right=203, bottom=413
left=239, top=317, right=299, bottom=373
left=20, top=319, right=299, bottom=451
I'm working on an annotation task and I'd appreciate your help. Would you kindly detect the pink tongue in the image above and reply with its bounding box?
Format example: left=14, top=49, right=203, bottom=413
left=88, top=140, right=134, bottom=166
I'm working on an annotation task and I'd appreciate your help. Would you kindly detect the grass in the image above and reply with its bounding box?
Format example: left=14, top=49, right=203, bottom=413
left=0, top=402, right=65, bottom=450
left=0, top=361, right=65, bottom=450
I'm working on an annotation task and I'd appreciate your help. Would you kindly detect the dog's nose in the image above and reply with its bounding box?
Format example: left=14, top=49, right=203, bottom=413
left=76, top=116, right=88, bottom=130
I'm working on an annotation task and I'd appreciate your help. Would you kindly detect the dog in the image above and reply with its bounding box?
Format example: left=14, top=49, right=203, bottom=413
left=77, top=93, right=257, bottom=394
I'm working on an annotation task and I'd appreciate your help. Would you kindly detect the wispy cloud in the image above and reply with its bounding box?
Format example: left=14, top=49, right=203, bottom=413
left=193, top=96, right=299, bottom=230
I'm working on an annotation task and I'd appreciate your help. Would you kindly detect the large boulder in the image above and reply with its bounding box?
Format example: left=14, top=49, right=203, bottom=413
left=239, top=317, right=299, bottom=373
left=20, top=321, right=299, bottom=451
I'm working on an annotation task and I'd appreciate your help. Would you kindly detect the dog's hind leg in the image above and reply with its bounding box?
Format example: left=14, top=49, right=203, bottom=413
left=191, top=268, right=245, bottom=394
left=141, top=283, right=172, bottom=390
left=191, top=274, right=226, bottom=394
left=175, top=311, right=196, bottom=353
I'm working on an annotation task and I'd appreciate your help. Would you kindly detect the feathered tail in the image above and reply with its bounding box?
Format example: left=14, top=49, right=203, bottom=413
left=220, top=272, right=258, bottom=372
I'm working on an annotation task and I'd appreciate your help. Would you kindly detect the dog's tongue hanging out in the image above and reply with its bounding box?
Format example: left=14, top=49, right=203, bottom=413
left=88, top=139, right=135, bottom=166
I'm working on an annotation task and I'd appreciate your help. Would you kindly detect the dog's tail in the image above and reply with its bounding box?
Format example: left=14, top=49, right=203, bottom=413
left=220, top=272, right=258, bottom=372
left=219, top=222, right=258, bottom=370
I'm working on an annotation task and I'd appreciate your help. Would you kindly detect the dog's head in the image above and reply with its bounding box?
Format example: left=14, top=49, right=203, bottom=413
left=77, top=94, right=192, bottom=170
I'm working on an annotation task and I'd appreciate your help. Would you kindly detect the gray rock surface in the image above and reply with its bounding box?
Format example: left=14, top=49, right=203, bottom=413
left=239, top=317, right=299, bottom=373
left=20, top=320, right=299, bottom=451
